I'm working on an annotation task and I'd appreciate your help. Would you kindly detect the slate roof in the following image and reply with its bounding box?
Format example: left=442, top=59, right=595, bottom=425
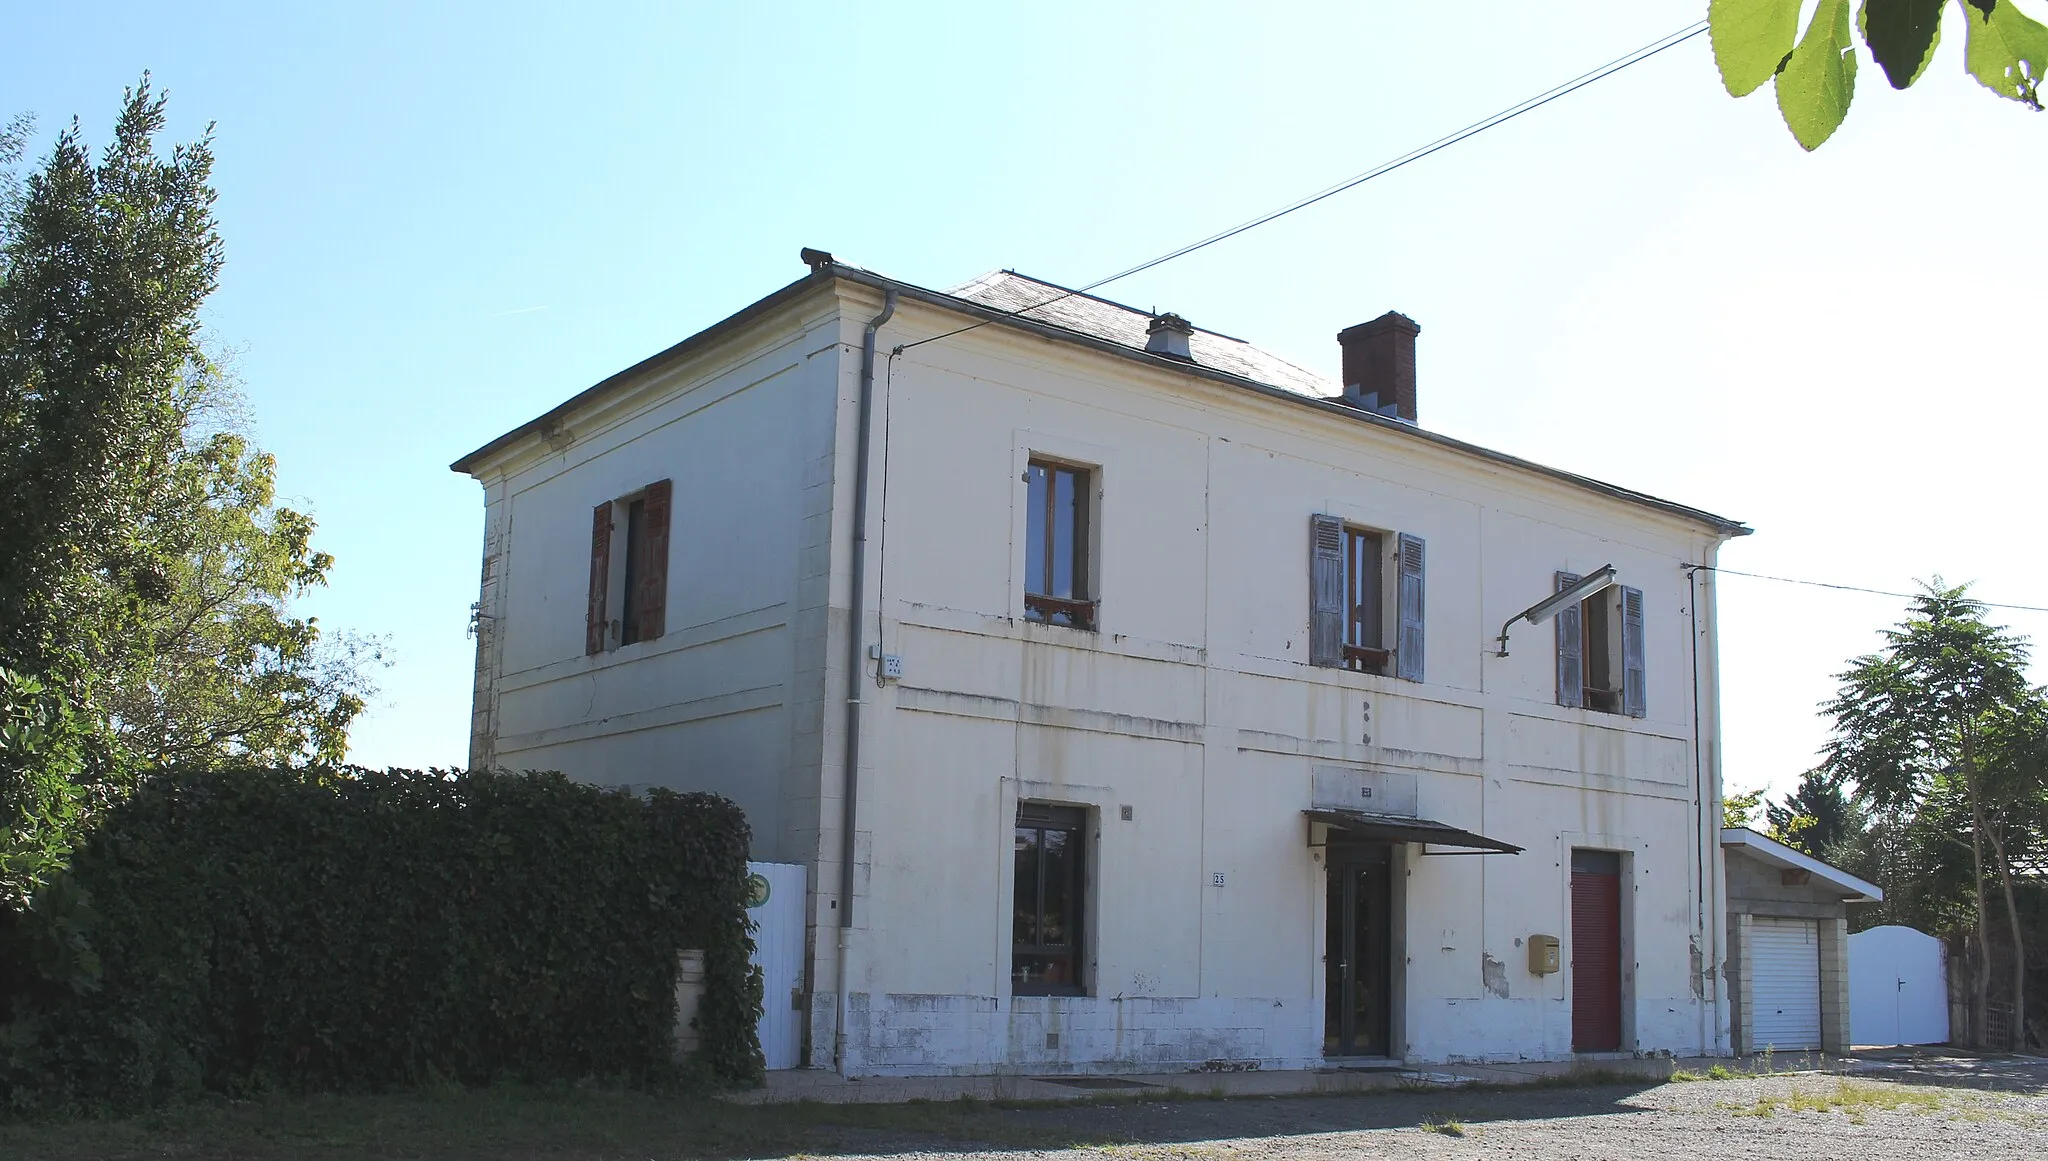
left=948, top=271, right=1341, bottom=400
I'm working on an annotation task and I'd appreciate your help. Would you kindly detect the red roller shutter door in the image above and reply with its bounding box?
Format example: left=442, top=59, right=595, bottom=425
left=1571, top=865, right=1623, bottom=1052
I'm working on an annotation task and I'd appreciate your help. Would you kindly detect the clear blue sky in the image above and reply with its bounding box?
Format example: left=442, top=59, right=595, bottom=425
left=8, top=2, right=2045, bottom=799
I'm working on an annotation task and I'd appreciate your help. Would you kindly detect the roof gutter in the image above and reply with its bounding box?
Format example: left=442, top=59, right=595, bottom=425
left=834, top=286, right=896, bottom=1074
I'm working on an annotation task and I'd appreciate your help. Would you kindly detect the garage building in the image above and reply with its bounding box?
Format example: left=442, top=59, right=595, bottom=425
left=1722, top=826, right=1882, bottom=1056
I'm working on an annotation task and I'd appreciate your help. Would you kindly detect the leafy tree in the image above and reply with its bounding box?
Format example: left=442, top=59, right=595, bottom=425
left=0, top=113, right=30, bottom=223
left=100, top=433, right=381, bottom=765
left=0, top=78, right=221, bottom=681
left=0, top=78, right=377, bottom=768
left=0, top=669, right=111, bottom=912
left=1724, top=786, right=1766, bottom=827
left=1834, top=776, right=1975, bottom=930
left=0, top=668, right=114, bottom=1003
left=1821, top=581, right=2046, bottom=1047
left=1765, top=767, right=1866, bottom=857
left=1710, top=0, right=2047, bottom=150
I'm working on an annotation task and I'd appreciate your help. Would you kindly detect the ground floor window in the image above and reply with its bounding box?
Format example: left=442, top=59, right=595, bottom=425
left=1013, top=803, right=1087, bottom=995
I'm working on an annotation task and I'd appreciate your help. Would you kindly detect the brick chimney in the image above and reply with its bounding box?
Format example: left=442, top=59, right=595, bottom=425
left=1338, top=312, right=1420, bottom=424
left=1145, top=313, right=1195, bottom=361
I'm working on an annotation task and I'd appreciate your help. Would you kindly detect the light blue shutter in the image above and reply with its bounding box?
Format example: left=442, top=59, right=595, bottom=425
left=1555, top=571, right=1583, bottom=709
left=1310, top=515, right=1345, bottom=667
left=1621, top=585, right=1646, bottom=718
left=1395, top=532, right=1425, bottom=683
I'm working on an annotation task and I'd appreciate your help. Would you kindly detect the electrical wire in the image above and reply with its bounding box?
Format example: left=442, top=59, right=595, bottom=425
left=1686, top=564, right=2048, bottom=616
left=894, top=20, right=1711, bottom=356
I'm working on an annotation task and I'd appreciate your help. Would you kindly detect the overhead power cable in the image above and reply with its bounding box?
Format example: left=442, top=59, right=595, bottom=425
left=894, top=20, right=1712, bottom=356
left=1689, top=565, right=2048, bottom=616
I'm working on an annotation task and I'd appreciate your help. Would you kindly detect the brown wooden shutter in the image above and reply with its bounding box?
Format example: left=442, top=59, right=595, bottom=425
left=1394, top=532, right=1425, bottom=683
left=1554, top=571, right=1583, bottom=708
left=586, top=502, right=612, bottom=655
left=1309, top=514, right=1345, bottom=667
left=633, top=478, right=672, bottom=643
left=1620, top=585, right=1646, bottom=718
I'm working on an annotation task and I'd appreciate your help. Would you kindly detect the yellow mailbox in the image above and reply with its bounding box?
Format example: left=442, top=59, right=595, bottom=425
left=1527, top=934, right=1561, bottom=975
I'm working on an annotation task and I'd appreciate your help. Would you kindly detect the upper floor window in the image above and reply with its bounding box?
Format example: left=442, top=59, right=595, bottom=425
left=1309, top=514, right=1424, bottom=681
left=1554, top=572, right=1645, bottom=717
left=586, top=479, right=672, bottom=655
left=1024, top=458, right=1095, bottom=631
left=1342, top=525, right=1387, bottom=673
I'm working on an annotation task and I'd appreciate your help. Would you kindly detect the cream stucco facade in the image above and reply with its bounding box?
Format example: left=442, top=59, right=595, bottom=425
left=455, top=258, right=1745, bottom=1074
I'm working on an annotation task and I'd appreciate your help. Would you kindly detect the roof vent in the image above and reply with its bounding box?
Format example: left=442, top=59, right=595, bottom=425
left=1145, top=313, right=1195, bottom=362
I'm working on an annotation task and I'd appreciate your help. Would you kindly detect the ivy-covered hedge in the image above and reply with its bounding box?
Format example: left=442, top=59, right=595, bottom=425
left=0, top=767, right=763, bottom=1112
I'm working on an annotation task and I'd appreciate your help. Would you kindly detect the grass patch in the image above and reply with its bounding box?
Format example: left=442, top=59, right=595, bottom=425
left=1421, top=1112, right=1467, bottom=1137
left=1669, top=1063, right=1737, bottom=1083
left=1729, top=1081, right=1952, bottom=1122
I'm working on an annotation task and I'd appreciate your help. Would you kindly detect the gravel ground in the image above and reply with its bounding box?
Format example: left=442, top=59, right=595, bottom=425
left=6, top=1064, right=2044, bottom=1160
left=814, top=1073, right=2048, bottom=1161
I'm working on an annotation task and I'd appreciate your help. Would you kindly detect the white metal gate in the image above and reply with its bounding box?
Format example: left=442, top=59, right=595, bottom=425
left=1849, top=925, right=1949, bottom=1046
left=746, top=861, right=806, bottom=1070
left=1751, top=917, right=1822, bottom=1051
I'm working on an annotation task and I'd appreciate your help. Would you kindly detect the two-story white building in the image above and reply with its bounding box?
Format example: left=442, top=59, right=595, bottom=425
left=453, top=250, right=1747, bottom=1075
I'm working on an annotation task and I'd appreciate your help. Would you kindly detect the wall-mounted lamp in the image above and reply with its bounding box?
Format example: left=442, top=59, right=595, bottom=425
left=1494, top=564, right=1616, bottom=658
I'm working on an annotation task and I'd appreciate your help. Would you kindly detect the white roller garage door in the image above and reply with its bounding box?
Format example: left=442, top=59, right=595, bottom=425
left=1751, top=917, right=1822, bottom=1051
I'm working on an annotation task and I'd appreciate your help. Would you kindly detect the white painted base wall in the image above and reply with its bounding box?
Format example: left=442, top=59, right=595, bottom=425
left=811, top=988, right=1716, bottom=1075
left=840, top=994, right=1319, bottom=1076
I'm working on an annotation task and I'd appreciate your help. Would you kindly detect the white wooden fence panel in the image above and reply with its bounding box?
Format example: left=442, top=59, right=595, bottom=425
left=1849, top=925, right=1948, bottom=1047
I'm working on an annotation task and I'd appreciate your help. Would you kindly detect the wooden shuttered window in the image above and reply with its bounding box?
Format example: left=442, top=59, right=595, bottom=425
left=627, top=478, right=672, bottom=645
left=1309, top=515, right=1346, bottom=668
left=1394, top=532, right=1425, bottom=683
left=586, top=502, right=612, bottom=656
left=1554, top=571, right=1584, bottom=709
left=585, top=479, right=673, bottom=655
left=1555, top=572, right=1646, bottom=717
left=1309, top=515, right=1424, bottom=683
left=1620, top=585, right=1646, bottom=718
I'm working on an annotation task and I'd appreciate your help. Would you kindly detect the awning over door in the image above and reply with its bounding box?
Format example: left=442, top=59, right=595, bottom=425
left=1305, top=807, right=1522, bottom=854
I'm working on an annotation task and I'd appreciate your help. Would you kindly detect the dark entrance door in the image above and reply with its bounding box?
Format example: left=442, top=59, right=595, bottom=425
left=1570, top=849, right=1623, bottom=1052
left=1324, top=845, right=1392, bottom=1057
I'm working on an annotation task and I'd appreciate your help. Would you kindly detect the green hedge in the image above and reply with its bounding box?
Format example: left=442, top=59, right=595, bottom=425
left=0, top=767, right=763, bottom=1112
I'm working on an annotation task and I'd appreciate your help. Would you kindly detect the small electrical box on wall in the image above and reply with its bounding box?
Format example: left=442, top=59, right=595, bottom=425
left=1527, top=934, right=1561, bottom=975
